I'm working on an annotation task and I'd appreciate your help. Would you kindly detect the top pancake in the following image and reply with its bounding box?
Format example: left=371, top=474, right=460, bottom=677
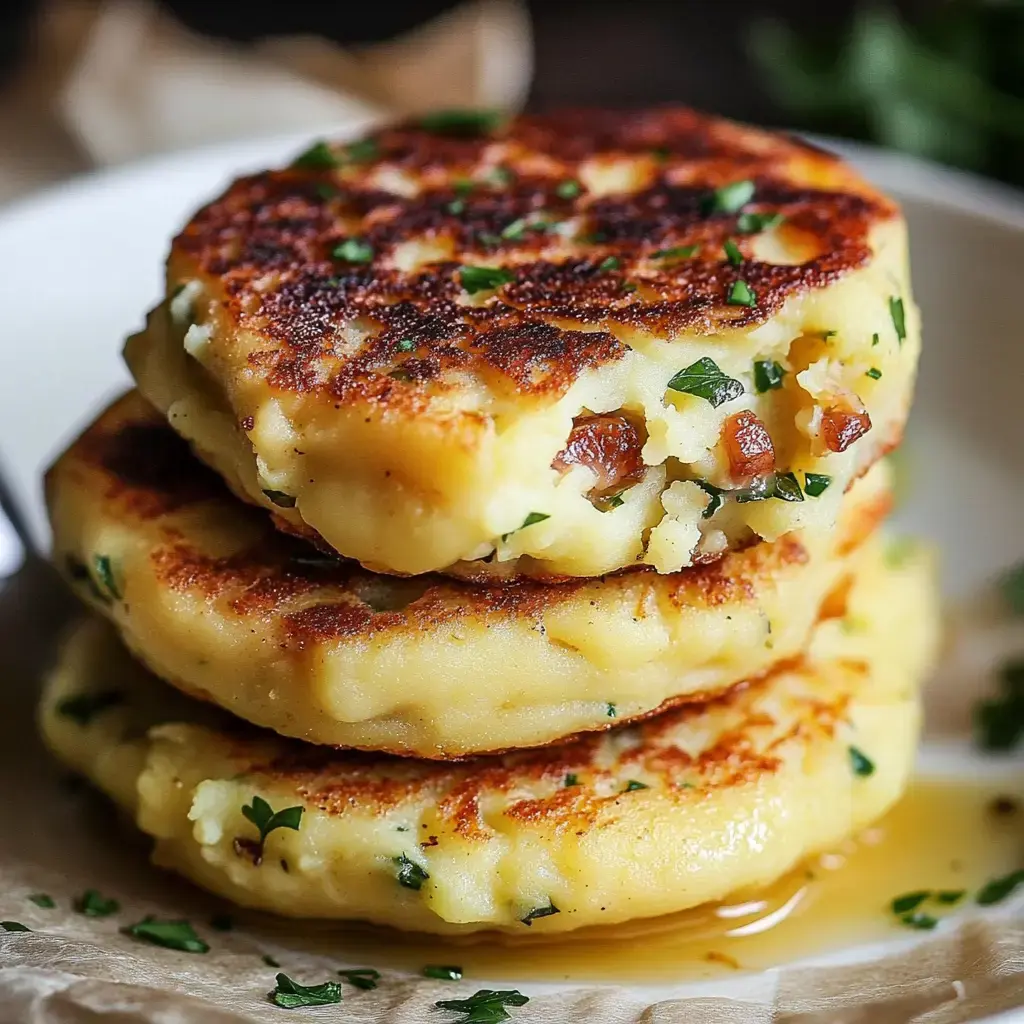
left=126, top=107, right=919, bottom=578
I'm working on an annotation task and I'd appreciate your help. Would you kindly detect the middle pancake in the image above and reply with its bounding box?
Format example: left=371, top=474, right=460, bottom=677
left=47, top=390, right=891, bottom=759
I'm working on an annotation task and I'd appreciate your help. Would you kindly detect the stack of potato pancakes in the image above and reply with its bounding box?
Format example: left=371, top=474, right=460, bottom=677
left=41, top=108, right=936, bottom=936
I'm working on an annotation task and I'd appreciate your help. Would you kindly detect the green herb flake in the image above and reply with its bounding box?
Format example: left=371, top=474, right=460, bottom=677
left=448, top=199, right=466, bottom=215
left=866, top=367, right=883, bottom=380
left=424, top=964, right=463, bottom=981
left=651, top=244, right=699, bottom=261
left=772, top=472, right=804, bottom=503
left=849, top=746, right=875, bottom=777
left=900, top=912, right=938, bottom=930
left=397, top=338, right=416, bottom=352
left=891, top=891, right=930, bottom=915
left=752, top=360, right=785, bottom=393
left=74, top=889, right=120, bottom=918
left=803, top=473, right=831, bottom=498
left=564, top=773, right=579, bottom=787
left=122, top=917, right=209, bottom=953
left=889, top=296, right=907, bottom=343
left=290, top=140, right=338, bottom=170
left=727, top=279, right=757, bottom=307
left=704, top=179, right=755, bottom=215
left=624, top=780, right=648, bottom=792
left=1, top=921, right=30, bottom=932
left=93, top=555, right=121, bottom=600
left=262, top=489, right=296, bottom=508
left=418, top=109, right=502, bottom=137
left=606, top=703, right=617, bottom=718
left=521, top=511, right=550, bottom=530
left=974, top=660, right=1024, bottom=751
left=999, top=563, right=1024, bottom=616
left=596, top=491, right=625, bottom=511
left=28, top=894, right=54, bottom=909
left=621, top=282, right=638, bottom=293
left=555, top=179, right=582, bottom=199
left=346, top=138, right=379, bottom=163
left=337, top=968, right=381, bottom=991
left=976, top=869, right=1024, bottom=906
left=598, top=255, right=621, bottom=272
left=435, top=989, right=529, bottom=1023
left=488, top=166, right=516, bottom=188
left=459, top=265, right=515, bottom=294
left=57, top=689, right=124, bottom=726
left=315, top=182, right=339, bottom=201
left=936, top=889, right=966, bottom=905
left=262, top=954, right=281, bottom=968
left=500, top=218, right=528, bottom=241
left=520, top=902, right=560, bottom=926
left=872, top=332, right=880, bottom=347
left=723, top=239, right=744, bottom=266
left=667, top=357, right=744, bottom=408
left=268, top=973, right=342, bottom=1009
left=242, top=796, right=304, bottom=856
left=209, top=914, right=233, bottom=932
left=333, top=238, right=373, bottom=263
left=395, top=854, right=430, bottom=891
left=737, top=211, right=784, bottom=234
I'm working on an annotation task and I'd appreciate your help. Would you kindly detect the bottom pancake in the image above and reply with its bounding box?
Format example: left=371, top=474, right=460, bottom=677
left=39, top=537, right=936, bottom=935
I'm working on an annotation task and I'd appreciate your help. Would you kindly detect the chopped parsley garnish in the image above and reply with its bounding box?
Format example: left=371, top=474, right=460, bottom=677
left=500, top=217, right=531, bottom=241
left=74, top=889, right=120, bottom=917
left=733, top=477, right=775, bottom=504
left=395, top=854, right=429, bottom=891
left=866, top=367, right=883, bottom=380
left=488, top=166, right=516, bottom=187
left=621, top=282, right=638, bottom=293
left=122, top=917, right=209, bottom=953
left=397, top=338, right=416, bottom=352
left=727, top=279, right=757, bottom=307
left=346, top=138, right=379, bottom=163
left=424, top=964, right=463, bottom=981
left=57, top=689, right=124, bottom=725
left=667, top=357, right=744, bottom=407
left=596, top=491, right=625, bottom=512
left=435, top=989, right=529, bottom=1023
left=737, top=210, right=784, bottom=234
left=872, top=332, right=880, bottom=346
left=849, top=746, right=875, bottom=776
left=624, top=780, right=648, bottom=792
left=28, top=894, right=54, bottom=909
left=268, top=973, right=342, bottom=1008
left=520, top=512, right=551, bottom=532
left=93, top=555, right=121, bottom=600
left=900, top=912, right=938, bottom=930
left=723, top=239, right=743, bottom=266
left=803, top=473, right=831, bottom=497
left=891, top=891, right=929, bottom=915
left=598, top=255, right=621, bottom=272
left=753, top=360, right=786, bottom=392
left=315, top=182, right=339, bottom=201
left=460, top=265, right=515, bottom=294
left=262, top=489, right=296, bottom=508
left=555, top=179, right=582, bottom=199
left=999, top=563, right=1024, bottom=615
left=1, top=921, right=29, bottom=932
left=936, top=889, right=966, bottom=904
left=976, top=869, right=1024, bottom=906
left=337, top=968, right=380, bottom=990
left=209, top=914, right=233, bottom=931
left=606, top=703, right=617, bottom=718
left=418, top=109, right=502, bottom=136
left=448, top=199, right=467, bottom=215
left=520, top=901, right=560, bottom=926
left=696, top=480, right=725, bottom=518
left=291, top=140, right=338, bottom=170
left=333, top=238, right=373, bottom=263
left=974, top=659, right=1024, bottom=751
left=772, top=472, right=804, bottom=503
left=564, top=773, right=579, bottom=786
left=703, top=179, right=755, bottom=215
left=652, top=244, right=699, bottom=261
left=66, top=555, right=108, bottom=602
left=263, top=954, right=281, bottom=967
left=889, top=296, right=907, bottom=343
left=242, top=796, right=304, bottom=856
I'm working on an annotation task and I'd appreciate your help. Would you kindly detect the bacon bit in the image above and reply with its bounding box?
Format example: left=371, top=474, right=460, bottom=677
left=233, top=836, right=263, bottom=866
left=239, top=415, right=255, bottom=432
left=821, top=402, right=872, bottom=453
left=552, top=414, right=646, bottom=496
left=722, top=410, right=775, bottom=482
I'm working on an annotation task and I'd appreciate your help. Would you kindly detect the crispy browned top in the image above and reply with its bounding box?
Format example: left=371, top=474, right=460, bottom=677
left=50, top=392, right=879, bottom=651
left=169, top=107, right=898, bottom=405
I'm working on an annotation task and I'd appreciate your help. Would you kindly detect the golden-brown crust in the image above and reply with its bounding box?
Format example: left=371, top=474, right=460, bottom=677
left=170, top=107, right=898, bottom=407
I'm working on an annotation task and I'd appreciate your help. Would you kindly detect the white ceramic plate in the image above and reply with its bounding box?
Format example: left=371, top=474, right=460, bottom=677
left=0, top=130, right=1021, bottom=1022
